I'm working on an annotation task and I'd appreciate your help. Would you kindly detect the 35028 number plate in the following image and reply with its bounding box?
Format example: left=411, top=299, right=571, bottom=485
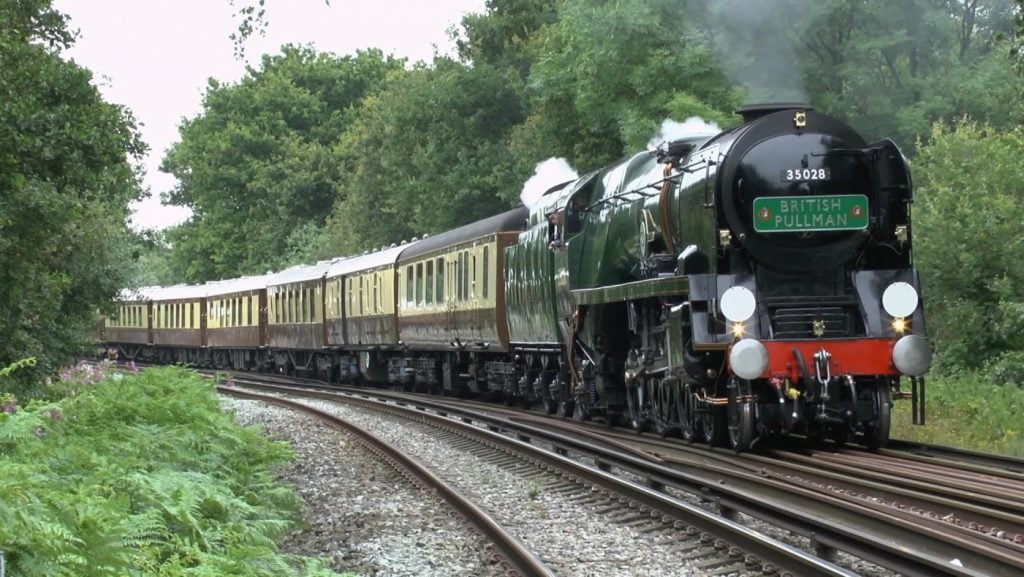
left=781, top=167, right=830, bottom=181
left=753, top=194, right=868, bottom=233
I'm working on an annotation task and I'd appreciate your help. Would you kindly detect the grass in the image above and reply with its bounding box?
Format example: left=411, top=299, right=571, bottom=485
left=890, top=371, right=1024, bottom=457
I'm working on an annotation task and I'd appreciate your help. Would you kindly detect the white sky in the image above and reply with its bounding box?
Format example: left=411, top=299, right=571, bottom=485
left=52, top=0, right=486, bottom=231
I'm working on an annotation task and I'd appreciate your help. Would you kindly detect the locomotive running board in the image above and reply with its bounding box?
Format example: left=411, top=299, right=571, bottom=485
left=571, top=275, right=688, bottom=306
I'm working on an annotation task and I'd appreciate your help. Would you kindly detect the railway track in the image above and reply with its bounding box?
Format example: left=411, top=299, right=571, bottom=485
left=210, top=371, right=1023, bottom=576
left=219, top=385, right=556, bottom=577
left=218, top=375, right=858, bottom=577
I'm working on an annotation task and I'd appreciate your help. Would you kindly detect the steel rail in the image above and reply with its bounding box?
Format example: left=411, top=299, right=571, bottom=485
left=218, top=386, right=556, bottom=577
left=218, top=379, right=861, bottom=576
left=218, top=377, right=1024, bottom=576
left=885, top=439, right=1024, bottom=478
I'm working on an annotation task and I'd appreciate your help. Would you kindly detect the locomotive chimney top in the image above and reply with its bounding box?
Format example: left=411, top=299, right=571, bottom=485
left=736, top=103, right=813, bottom=123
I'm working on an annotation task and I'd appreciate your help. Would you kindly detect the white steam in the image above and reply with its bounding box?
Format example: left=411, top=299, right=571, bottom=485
left=706, top=0, right=810, bottom=103
left=646, top=117, right=721, bottom=149
left=519, top=157, right=579, bottom=209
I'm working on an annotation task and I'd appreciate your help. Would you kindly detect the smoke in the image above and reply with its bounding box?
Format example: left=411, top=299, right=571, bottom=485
left=520, top=158, right=579, bottom=209
left=706, top=0, right=811, bottom=104
left=646, top=117, right=721, bottom=149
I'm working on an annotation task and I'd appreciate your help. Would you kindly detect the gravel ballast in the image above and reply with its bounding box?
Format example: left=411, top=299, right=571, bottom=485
left=222, top=395, right=727, bottom=576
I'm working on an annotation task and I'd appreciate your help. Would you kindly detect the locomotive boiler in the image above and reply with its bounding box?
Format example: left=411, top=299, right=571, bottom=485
left=515, top=104, right=931, bottom=451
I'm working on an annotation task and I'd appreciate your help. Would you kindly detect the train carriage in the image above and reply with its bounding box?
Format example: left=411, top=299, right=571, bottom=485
left=104, top=288, right=152, bottom=358
left=395, top=207, right=528, bottom=393
left=324, top=248, right=405, bottom=383
left=204, top=275, right=269, bottom=370
left=149, top=284, right=207, bottom=365
left=265, top=260, right=334, bottom=376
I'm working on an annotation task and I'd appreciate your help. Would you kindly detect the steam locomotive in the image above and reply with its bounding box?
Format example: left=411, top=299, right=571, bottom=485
left=104, top=104, right=931, bottom=451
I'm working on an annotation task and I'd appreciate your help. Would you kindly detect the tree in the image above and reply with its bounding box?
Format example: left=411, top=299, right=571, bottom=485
left=161, top=46, right=403, bottom=281
left=0, top=0, right=145, bottom=389
left=322, top=58, right=526, bottom=254
left=914, top=119, right=1024, bottom=374
left=515, top=0, right=738, bottom=172
left=457, top=0, right=563, bottom=79
left=1012, top=0, right=1024, bottom=71
left=791, top=0, right=1021, bottom=146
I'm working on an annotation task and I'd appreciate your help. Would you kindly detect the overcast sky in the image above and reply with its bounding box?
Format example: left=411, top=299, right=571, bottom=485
left=52, top=0, right=485, bottom=231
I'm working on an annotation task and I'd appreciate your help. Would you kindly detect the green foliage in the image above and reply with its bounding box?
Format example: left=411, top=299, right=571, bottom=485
left=518, top=0, right=738, bottom=170
left=1011, top=0, right=1024, bottom=71
left=0, top=0, right=145, bottom=391
left=892, top=371, right=1024, bottom=456
left=322, top=59, right=526, bottom=254
left=797, top=0, right=1021, bottom=146
left=0, top=366, right=344, bottom=576
left=0, top=357, right=37, bottom=380
left=914, top=119, right=1024, bottom=372
left=161, top=45, right=404, bottom=281
left=457, top=0, right=563, bottom=79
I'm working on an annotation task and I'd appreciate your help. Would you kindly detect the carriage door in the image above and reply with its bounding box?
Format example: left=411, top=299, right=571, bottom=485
left=446, top=255, right=459, bottom=344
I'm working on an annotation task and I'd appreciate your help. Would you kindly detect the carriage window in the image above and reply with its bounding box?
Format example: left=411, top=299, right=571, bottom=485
left=373, top=274, right=379, bottom=313
left=358, top=278, right=365, bottom=315
left=425, top=261, right=434, bottom=304
left=415, top=263, right=424, bottom=305
left=377, top=273, right=383, bottom=312
left=471, top=254, right=477, bottom=298
left=436, top=258, right=444, bottom=302
left=406, top=266, right=414, bottom=304
left=456, top=253, right=463, bottom=301
left=483, top=246, right=490, bottom=299
left=462, top=251, right=470, bottom=301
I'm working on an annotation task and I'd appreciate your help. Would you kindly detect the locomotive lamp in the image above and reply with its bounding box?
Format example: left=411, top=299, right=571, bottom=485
left=731, top=322, right=745, bottom=339
left=882, top=282, right=919, bottom=318
left=730, top=338, right=769, bottom=380
left=720, top=286, right=756, bottom=323
left=893, top=335, right=933, bottom=376
left=891, top=317, right=908, bottom=335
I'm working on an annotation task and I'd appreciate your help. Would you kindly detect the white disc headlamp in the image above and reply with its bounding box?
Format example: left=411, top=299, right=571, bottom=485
left=882, top=282, right=919, bottom=318
left=721, top=286, right=756, bottom=322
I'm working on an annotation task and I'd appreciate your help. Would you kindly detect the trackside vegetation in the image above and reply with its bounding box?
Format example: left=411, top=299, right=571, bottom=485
left=0, top=361, right=350, bottom=577
left=890, top=120, right=1024, bottom=458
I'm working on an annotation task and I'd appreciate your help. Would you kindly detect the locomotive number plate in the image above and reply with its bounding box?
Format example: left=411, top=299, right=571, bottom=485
left=753, top=194, right=869, bottom=233
left=781, top=167, right=830, bottom=181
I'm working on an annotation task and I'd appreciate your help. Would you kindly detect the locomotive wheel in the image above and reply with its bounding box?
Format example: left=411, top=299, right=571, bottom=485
left=829, top=425, right=849, bottom=447
left=698, top=408, right=725, bottom=447
left=557, top=399, right=575, bottom=419
left=625, top=384, right=645, bottom=433
left=542, top=398, right=558, bottom=414
left=678, top=388, right=697, bottom=443
left=727, top=380, right=755, bottom=452
left=572, top=399, right=590, bottom=422
left=863, top=384, right=892, bottom=451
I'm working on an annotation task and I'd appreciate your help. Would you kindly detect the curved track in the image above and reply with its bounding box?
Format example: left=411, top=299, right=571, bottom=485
left=212, top=372, right=1024, bottom=576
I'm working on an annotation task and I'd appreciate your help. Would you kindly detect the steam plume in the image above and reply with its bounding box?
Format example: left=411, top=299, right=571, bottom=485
left=520, top=158, right=578, bottom=209
left=647, top=117, right=721, bottom=149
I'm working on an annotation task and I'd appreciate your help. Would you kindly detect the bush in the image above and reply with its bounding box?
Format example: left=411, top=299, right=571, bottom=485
left=0, top=366, right=346, bottom=577
left=914, top=119, right=1024, bottom=372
